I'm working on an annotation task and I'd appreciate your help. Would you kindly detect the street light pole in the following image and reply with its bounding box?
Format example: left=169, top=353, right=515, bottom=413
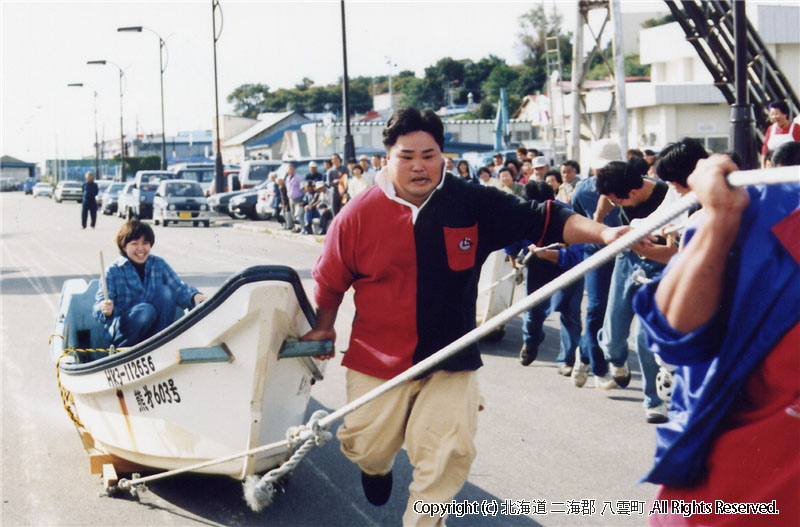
left=340, top=0, right=355, bottom=162
left=88, top=59, right=127, bottom=181
left=67, top=83, right=100, bottom=179
left=211, top=0, right=225, bottom=194
left=118, top=26, right=169, bottom=170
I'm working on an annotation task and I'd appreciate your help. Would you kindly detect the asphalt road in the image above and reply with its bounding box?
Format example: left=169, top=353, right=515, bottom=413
left=1, top=191, right=658, bottom=526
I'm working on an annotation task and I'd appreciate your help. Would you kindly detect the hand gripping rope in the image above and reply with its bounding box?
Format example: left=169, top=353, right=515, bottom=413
left=106, top=166, right=798, bottom=510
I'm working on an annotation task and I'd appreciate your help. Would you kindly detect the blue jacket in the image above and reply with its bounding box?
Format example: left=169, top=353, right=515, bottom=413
left=633, top=182, right=800, bottom=486
left=93, top=255, right=199, bottom=336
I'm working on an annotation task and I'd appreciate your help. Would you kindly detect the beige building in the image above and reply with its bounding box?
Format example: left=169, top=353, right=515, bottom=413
left=557, top=3, right=799, bottom=169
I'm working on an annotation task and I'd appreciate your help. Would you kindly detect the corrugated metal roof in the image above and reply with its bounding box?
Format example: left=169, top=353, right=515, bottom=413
left=245, top=121, right=314, bottom=149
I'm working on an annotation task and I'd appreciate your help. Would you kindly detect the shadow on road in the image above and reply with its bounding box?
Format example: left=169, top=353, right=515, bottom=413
left=139, top=398, right=539, bottom=526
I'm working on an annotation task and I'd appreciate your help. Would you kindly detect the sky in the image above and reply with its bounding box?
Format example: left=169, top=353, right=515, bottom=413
left=1, top=0, right=672, bottom=166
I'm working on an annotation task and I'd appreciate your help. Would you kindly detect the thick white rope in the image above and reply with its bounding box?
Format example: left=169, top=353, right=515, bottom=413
left=108, top=166, right=798, bottom=506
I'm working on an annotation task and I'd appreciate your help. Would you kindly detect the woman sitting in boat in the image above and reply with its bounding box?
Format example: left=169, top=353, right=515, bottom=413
left=93, top=220, right=207, bottom=348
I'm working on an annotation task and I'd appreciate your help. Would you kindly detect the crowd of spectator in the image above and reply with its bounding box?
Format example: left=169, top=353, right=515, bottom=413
left=257, top=105, right=799, bottom=426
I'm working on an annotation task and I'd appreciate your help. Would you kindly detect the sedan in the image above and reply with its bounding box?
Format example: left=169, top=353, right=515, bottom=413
left=153, top=179, right=210, bottom=227
left=54, top=181, right=83, bottom=203
left=32, top=182, right=53, bottom=198
left=101, top=183, right=126, bottom=215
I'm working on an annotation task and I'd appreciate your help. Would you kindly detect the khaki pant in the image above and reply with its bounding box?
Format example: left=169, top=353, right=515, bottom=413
left=338, top=368, right=479, bottom=526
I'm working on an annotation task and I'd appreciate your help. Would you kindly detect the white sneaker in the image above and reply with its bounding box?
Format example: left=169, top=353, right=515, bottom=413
left=646, top=403, right=669, bottom=424
left=610, top=362, right=631, bottom=388
left=558, top=364, right=573, bottom=376
left=571, top=361, right=589, bottom=388
left=594, top=372, right=618, bottom=390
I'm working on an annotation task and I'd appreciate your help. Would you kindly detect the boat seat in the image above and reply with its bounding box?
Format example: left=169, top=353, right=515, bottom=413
left=65, top=279, right=184, bottom=363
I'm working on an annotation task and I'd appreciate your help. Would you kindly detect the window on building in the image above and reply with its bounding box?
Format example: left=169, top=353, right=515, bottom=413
left=514, top=131, right=531, bottom=141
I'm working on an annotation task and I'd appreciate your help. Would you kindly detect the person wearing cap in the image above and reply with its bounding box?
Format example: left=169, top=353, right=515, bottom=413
left=305, top=161, right=323, bottom=183
left=491, top=152, right=505, bottom=175
left=303, top=180, right=333, bottom=234
left=568, top=139, right=623, bottom=390
left=531, top=156, right=549, bottom=181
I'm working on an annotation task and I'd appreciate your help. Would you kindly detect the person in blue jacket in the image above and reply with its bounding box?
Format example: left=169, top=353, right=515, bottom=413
left=633, top=152, right=799, bottom=526
left=94, top=220, right=207, bottom=348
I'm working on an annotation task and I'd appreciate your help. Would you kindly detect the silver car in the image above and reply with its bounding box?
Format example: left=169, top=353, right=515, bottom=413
left=54, top=180, right=83, bottom=203
left=153, top=179, right=210, bottom=227
left=32, top=182, right=53, bottom=198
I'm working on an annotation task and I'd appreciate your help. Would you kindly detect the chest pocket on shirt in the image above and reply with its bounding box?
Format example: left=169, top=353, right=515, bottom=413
left=443, top=224, right=478, bottom=271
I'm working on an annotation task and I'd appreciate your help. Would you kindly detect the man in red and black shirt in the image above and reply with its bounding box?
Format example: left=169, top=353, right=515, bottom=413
left=302, top=107, right=627, bottom=526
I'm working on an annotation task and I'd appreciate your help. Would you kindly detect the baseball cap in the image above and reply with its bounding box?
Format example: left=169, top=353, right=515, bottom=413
left=590, top=139, right=623, bottom=170
left=308, top=161, right=318, bottom=168
left=358, top=154, right=368, bottom=161
left=314, top=181, right=326, bottom=190
left=532, top=156, right=548, bottom=168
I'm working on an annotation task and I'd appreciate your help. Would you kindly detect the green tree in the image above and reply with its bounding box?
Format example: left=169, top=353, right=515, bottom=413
left=226, top=83, right=270, bottom=118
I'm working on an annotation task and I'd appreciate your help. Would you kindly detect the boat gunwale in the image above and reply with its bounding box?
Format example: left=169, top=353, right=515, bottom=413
left=58, top=265, right=317, bottom=376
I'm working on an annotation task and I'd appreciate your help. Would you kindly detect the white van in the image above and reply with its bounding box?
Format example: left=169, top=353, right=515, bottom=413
left=238, top=160, right=283, bottom=189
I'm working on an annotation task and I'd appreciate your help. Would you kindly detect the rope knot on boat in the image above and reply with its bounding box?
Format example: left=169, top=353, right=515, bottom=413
left=243, top=410, right=332, bottom=512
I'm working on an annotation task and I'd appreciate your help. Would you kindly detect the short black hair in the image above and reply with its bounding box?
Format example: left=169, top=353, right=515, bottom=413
left=116, top=220, right=155, bottom=256
left=643, top=149, right=656, bottom=156
left=383, top=107, right=445, bottom=151
left=351, top=164, right=363, bottom=175
left=769, top=100, right=790, bottom=116
left=477, top=166, right=492, bottom=178
left=656, top=137, right=709, bottom=187
left=596, top=160, right=644, bottom=199
left=772, top=141, right=800, bottom=167
left=544, top=169, right=562, bottom=184
left=525, top=180, right=555, bottom=202
left=346, top=158, right=357, bottom=165
left=626, top=149, right=644, bottom=159
left=497, top=167, right=514, bottom=179
left=561, top=159, right=580, bottom=173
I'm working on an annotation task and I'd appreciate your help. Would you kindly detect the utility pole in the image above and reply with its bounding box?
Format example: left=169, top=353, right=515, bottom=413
left=610, top=0, right=628, bottom=153
left=340, top=0, right=355, bottom=161
left=211, top=0, right=225, bottom=193
left=731, top=0, right=756, bottom=169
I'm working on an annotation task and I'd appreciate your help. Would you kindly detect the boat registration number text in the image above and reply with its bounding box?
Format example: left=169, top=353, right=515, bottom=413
left=105, top=356, right=156, bottom=388
left=134, top=379, right=182, bottom=412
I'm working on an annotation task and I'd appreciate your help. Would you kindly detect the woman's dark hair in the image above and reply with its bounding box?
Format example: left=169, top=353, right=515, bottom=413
left=596, top=160, right=644, bottom=199
left=505, top=158, right=521, bottom=173
left=478, top=166, right=493, bottom=179
left=116, top=220, right=155, bottom=256
left=544, top=169, right=562, bottom=184
left=456, top=160, right=471, bottom=177
left=383, top=107, right=444, bottom=151
left=525, top=180, right=555, bottom=202
left=656, top=137, right=709, bottom=187
left=497, top=167, right=514, bottom=180
left=351, top=164, right=363, bottom=175
left=769, top=100, right=790, bottom=116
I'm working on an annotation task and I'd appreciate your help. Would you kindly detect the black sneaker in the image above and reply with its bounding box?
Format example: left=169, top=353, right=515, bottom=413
left=361, top=470, right=392, bottom=506
left=519, top=345, right=538, bottom=366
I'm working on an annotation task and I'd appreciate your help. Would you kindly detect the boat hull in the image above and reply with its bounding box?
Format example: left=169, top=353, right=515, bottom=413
left=52, top=266, right=325, bottom=479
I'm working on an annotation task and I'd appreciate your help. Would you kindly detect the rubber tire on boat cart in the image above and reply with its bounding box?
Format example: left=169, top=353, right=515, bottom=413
left=162, top=218, right=169, bottom=227
left=193, top=221, right=199, bottom=227
left=203, top=220, right=210, bottom=227
left=481, top=326, right=506, bottom=343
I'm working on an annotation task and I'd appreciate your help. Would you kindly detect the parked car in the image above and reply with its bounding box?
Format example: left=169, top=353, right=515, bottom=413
left=0, top=177, right=21, bottom=192
left=116, top=182, right=136, bottom=218
left=238, top=160, right=282, bottom=189
left=228, top=189, right=264, bottom=221
left=100, top=183, right=126, bottom=215
left=32, top=182, right=53, bottom=198
left=54, top=180, right=83, bottom=203
left=152, top=180, right=210, bottom=227
left=23, top=178, right=38, bottom=194
left=208, top=169, right=241, bottom=196
left=123, top=170, right=176, bottom=220
left=171, top=163, right=216, bottom=196
left=208, top=178, right=270, bottom=218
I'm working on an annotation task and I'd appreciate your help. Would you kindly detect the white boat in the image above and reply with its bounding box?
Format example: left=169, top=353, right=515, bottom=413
left=51, top=265, right=328, bottom=480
